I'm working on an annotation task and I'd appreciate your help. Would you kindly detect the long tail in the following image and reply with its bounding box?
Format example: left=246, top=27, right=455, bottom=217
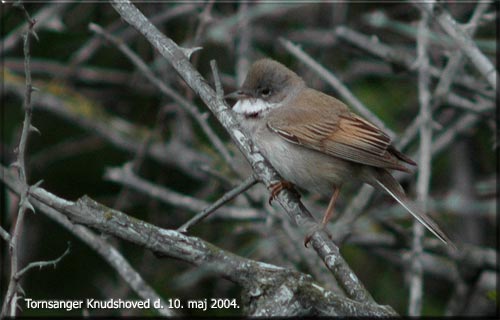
left=372, top=169, right=454, bottom=247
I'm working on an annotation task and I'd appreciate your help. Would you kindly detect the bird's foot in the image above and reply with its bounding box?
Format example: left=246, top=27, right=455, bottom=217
left=268, top=180, right=299, bottom=205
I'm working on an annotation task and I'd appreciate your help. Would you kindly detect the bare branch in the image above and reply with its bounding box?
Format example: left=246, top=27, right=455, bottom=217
left=236, top=2, right=252, bottom=85
left=0, top=227, right=11, bottom=242
left=409, top=4, right=433, bottom=314
left=104, top=164, right=260, bottom=221
left=88, top=22, right=235, bottom=171
left=334, top=25, right=488, bottom=92
left=15, top=243, right=71, bottom=280
left=69, top=3, right=199, bottom=67
left=1, top=2, right=69, bottom=54
left=3, top=75, right=211, bottom=180
left=210, top=60, right=224, bottom=102
left=177, top=175, right=258, bottom=232
left=1, top=164, right=396, bottom=316
left=415, top=1, right=496, bottom=88
left=108, top=0, right=386, bottom=308
left=2, top=4, right=37, bottom=316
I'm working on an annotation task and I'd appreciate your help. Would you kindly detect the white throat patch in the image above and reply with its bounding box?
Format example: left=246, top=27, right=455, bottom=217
left=232, top=99, right=278, bottom=117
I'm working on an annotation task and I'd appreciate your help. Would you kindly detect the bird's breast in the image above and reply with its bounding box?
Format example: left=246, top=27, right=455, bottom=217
left=253, top=124, right=358, bottom=196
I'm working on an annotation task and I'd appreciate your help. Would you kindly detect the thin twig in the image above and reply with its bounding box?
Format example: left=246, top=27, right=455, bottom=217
left=334, top=25, right=487, bottom=92
left=177, top=175, right=258, bottom=232
left=112, top=105, right=169, bottom=211
left=68, top=3, right=199, bottom=68
left=0, top=164, right=396, bottom=316
left=431, top=1, right=492, bottom=108
left=1, top=4, right=37, bottom=317
left=417, top=1, right=496, bottom=88
left=1, top=169, right=175, bottom=316
left=104, top=164, right=260, bottom=220
left=15, top=242, right=71, bottom=280
left=0, top=227, right=11, bottom=242
left=4, top=74, right=211, bottom=180
left=409, top=3, right=433, bottom=315
left=236, top=2, right=251, bottom=85
left=210, top=60, right=224, bottom=102
left=89, top=22, right=235, bottom=172
left=1, top=2, right=68, bottom=54
left=109, top=0, right=386, bottom=308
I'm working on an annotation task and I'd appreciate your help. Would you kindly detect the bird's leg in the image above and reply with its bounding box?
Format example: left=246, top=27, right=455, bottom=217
left=268, top=180, right=298, bottom=205
left=321, top=186, right=341, bottom=227
left=304, top=186, right=340, bottom=247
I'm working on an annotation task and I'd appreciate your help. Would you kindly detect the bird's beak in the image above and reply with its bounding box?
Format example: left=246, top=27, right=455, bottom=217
left=224, top=89, right=251, bottom=102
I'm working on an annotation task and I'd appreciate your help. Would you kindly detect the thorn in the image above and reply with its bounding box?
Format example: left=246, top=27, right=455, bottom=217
left=29, top=124, right=41, bottom=135
left=31, top=180, right=44, bottom=189
left=30, top=29, right=40, bottom=42
left=18, top=285, right=25, bottom=296
left=179, top=46, right=203, bottom=60
left=24, top=199, right=35, bottom=213
left=31, top=86, right=40, bottom=92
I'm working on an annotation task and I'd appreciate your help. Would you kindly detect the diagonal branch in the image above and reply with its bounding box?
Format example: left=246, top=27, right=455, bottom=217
left=88, top=22, right=235, bottom=172
left=108, top=0, right=383, bottom=307
left=413, top=1, right=496, bottom=88
left=15, top=243, right=71, bottom=280
left=1, top=164, right=396, bottom=316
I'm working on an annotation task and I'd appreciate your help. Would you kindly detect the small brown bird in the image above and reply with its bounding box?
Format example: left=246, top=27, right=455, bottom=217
left=227, top=58, right=452, bottom=246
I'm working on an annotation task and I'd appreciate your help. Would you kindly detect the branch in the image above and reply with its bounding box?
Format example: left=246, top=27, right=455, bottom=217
left=109, top=0, right=385, bottom=308
left=68, top=4, right=199, bottom=67
left=177, top=175, right=258, bottom=232
left=3, top=170, right=175, bottom=316
left=409, top=4, right=433, bottom=314
left=0, top=2, right=69, bottom=54
left=0, top=226, right=11, bottom=242
left=104, top=164, right=261, bottom=221
left=15, top=243, right=71, bottom=280
left=88, top=22, right=235, bottom=172
left=334, top=25, right=488, bottom=92
left=416, top=1, right=497, bottom=88
left=2, top=4, right=37, bottom=316
left=1, top=165, right=395, bottom=317
left=3, top=73, right=211, bottom=180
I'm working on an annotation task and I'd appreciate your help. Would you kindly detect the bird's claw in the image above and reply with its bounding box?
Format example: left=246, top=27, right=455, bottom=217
left=268, top=180, right=297, bottom=205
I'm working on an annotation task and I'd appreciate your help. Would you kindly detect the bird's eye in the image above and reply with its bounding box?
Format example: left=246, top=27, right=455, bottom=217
left=261, top=88, right=271, bottom=97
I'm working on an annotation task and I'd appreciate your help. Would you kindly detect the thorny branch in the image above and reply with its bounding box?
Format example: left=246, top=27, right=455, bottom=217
left=15, top=243, right=71, bottom=280
left=1, top=165, right=396, bottom=317
left=109, top=0, right=385, bottom=309
left=1, top=3, right=38, bottom=316
left=88, top=22, right=235, bottom=172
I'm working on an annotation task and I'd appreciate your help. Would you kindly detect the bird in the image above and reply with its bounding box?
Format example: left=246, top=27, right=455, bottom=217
left=225, top=58, right=452, bottom=246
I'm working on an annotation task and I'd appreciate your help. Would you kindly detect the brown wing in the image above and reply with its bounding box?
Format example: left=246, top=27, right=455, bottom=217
left=267, top=88, right=415, bottom=172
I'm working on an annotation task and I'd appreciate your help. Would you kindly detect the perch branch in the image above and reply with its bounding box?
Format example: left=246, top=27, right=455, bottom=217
left=109, top=0, right=380, bottom=306
left=1, top=164, right=396, bottom=316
